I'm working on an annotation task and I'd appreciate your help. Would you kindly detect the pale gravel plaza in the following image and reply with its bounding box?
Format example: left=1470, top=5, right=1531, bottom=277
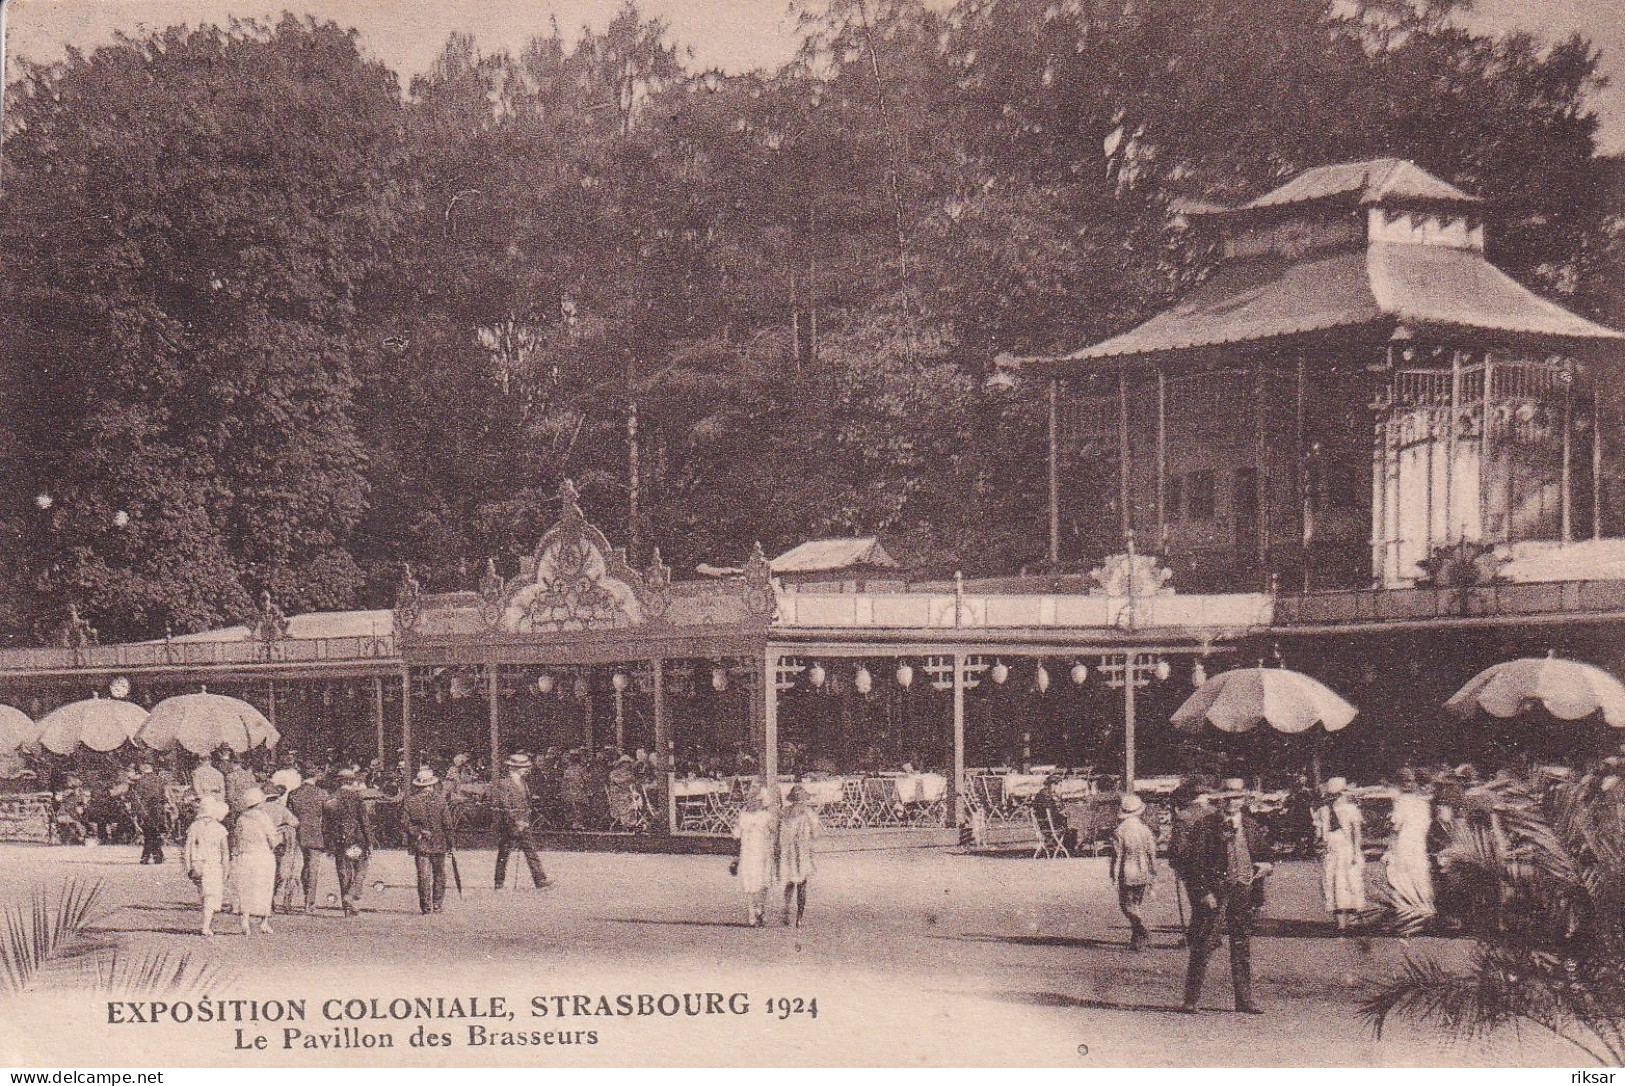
left=0, top=843, right=1580, bottom=1067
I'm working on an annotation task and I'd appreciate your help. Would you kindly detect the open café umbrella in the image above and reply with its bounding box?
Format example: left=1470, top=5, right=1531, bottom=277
left=0, top=705, right=38, bottom=756
left=35, top=695, right=147, bottom=755
left=1445, top=654, right=1625, bottom=728
left=1171, top=665, right=1358, bottom=734
left=137, top=692, right=279, bottom=755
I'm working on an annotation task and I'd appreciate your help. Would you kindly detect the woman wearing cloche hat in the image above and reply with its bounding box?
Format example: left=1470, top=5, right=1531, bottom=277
left=183, top=796, right=231, bottom=938
left=1314, top=776, right=1366, bottom=931
left=233, top=786, right=281, bottom=935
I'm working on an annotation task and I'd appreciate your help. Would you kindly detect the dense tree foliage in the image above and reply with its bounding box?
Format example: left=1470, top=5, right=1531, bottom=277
left=0, top=0, right=1617, bottom=640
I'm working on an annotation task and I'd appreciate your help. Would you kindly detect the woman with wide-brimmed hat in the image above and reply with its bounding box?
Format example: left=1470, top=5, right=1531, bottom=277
left=233, top=786, right=281, bottom=934
left=183, top=796, right=231, bottom=938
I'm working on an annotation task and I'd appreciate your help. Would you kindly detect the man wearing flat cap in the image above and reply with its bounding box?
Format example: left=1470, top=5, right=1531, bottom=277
left=1181, top=779, right=1271, bottom=1014
left=491, top=753, right=550, bottom=890
left=402, top=768, right=454, bottom=914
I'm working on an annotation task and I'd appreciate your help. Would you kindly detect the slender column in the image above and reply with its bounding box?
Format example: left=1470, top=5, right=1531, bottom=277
left=950, top=650, right=966, bottom=832
left=1118, top=368, right=1132, bottom=541
left=762, top=649, right=778, bottom=779
left=1254, top=357, right=1269, bottom=577
left=651, top=658, right=670, bottom=833
left=372, top=676, right=385, bottom=773
left=1048, top=378, right=1061, bottom=564
left=1123, top=653, right=1137, bottom=790
left=1156, top=366, right=1168, bottom=549
left=267, top=679, right=277, bottom=734
left=613, top=683, right=626, bottom=749
left=1594, top=378, right=1605, bottom=540
left=400, top=669, right=413, bottom=782
left=1447, top=350, right=1461, bottom=540
left=1481, top=354, right=1494, bottom=538
left=1562, top=375, right=1574, bottom=543
left=1296, top=357, right=1308, bottom=592
left=1372, top=409, right=1386, bottom=583
left=487, top=662, right=501, bottom=779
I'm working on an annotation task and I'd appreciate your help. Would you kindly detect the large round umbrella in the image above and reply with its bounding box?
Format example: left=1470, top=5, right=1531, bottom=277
left=35, top=696, right=147, bottom=755
left=137, top=692, right=279, bottom=755
left=1446, top=655, right=1625, bottom=728
left=1171, top=665, right=1358, bottom=734
left=0, top=705, right=38, bottom=757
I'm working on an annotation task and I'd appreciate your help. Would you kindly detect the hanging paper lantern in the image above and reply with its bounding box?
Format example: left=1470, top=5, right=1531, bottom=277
left=109, top=676, right=131, bottom=700
left=990, top=661, right=1009, bottom=685
left=536, top=673, right=556, bottom=696
left=895, top=662, right=915, bottom=689
left=1035, top=663, right=1051, bottom=694
left=1191, top=661, right=1208, bottom=688
left=854, top=666, right=873, bottom=695
left=1154, top=659, right=1172, bottom=682
left=1070, top=661, right=1089, bottom=685
left=573, top=676, right=589, bottom=701
left=611, top=671, right=630, bottom=693
left=712, top=666, right=728, bottom=693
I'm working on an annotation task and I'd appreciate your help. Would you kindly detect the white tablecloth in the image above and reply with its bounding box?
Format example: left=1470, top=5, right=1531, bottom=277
left=1002, top=774, right=1049, bottom=798
left=799, top=778, right=849, bottom=806
left=672, top=778, right=726, bottom=797
left=893, top=773, right=946, bottom=803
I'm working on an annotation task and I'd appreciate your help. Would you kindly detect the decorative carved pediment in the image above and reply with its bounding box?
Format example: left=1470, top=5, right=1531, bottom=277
left=1089, top=552, right=1175, bottom=597
left=393, top=563, right=423, bottom=634
left=496, top=480, right=668, bottom=633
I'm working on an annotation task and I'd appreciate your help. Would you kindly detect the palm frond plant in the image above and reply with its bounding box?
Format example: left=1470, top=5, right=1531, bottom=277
left=1362, top=769, right=1625, bottom=1065
left=1, top=878, right=229, bottom=1000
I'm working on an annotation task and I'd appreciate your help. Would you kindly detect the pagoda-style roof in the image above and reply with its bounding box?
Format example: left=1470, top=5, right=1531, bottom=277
left=1229, top=158, right=1480, bottom=213
left=771, top=537, right=900, bottom=575
left=1005, top=158, right=1620, bottom=373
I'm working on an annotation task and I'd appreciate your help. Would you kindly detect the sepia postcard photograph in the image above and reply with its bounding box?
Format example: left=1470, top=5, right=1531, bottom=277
left=0, top=0, right=1623, bottom=1069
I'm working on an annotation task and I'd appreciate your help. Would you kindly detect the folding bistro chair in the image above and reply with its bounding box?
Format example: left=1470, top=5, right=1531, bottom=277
left=1032, top=806, right=1071, bottom=859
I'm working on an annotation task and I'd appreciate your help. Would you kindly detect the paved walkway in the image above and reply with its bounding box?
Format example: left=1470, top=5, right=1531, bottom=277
left=0, top=844, right=1582, bottom=1066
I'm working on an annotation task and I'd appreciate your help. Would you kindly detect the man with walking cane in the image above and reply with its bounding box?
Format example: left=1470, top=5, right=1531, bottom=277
left=402, top=767, right=454, bottom=914
left=1180, top=779, right=1272, bottom=1014
left=491, top=753, right=550, bottom=890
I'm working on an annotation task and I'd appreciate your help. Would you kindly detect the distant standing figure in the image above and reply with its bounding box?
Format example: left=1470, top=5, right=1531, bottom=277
left=191, top=754, right=225, bottom=802
left=491, top=754, right=549, bottom=889
left=224, top=755, right=258, bottom=820
left=184, top=796, right=231, bottom=938
left=778, top=785, right=822, bottom=927
left=233, top=787, right=280, bottom=935
left=402, top=768, right=454, bottom=914
left=1316, top=776, right=1365, bottom=930
left=132, top=762, right=172, bottom=865
left=734, top=790, right=777, bottom=927
left=1110, top=792, right=1159, bottom=951
left=1168, top=776, right=1220, bottom=944
left=1384, top=767, right=1435, bottom=928
left=284, top=768, right=330, bottom=913
left=326, top=768, right=374, bottom=916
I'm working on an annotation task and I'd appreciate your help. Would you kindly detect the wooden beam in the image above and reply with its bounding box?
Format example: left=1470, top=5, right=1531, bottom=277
left=651, top=657, right=670, bottom=833
left=762, top=649, right=778, bottom=778
left=400, top=668, right=413, bottom=782
left=1118, top=369, right=1132, bottom=543
left=372, top=676, right=385, bottom=774
left=951, top=649, right=966, bottom=833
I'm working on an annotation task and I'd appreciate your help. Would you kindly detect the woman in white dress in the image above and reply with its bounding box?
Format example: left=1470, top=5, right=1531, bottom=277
left=183, top=797, right=231, bottom=938
left=233, top=787, right=280, bottom=935
left=778, top=785, right=822, bottom=927
left=733, top=787, right=778, bottom=927
left=1315, top=776, right=1365, bottom=930
left=1383, top=767, right=1435, bottom=928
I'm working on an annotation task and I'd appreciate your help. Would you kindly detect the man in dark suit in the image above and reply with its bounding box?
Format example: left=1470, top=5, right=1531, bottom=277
left=284, top=765, right=330, bottom=914
left=132, top=761, right=173, bottom=864
left=1182, top=779, right=1272, bottom=1014
left=491, top=753, right=549, bottom=889
left=1168, top=775, right=1220, bottom=945
left=325, top=768, right=373, bottom=916
left=402, top=767, right=454, bottom=914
